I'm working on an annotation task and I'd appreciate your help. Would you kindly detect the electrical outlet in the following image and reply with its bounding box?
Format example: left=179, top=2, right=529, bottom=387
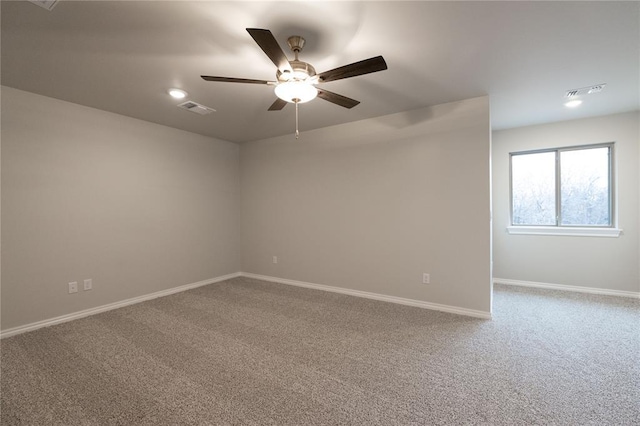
left=422, top=273, right=430, bottom=284
left=68, top=282, right=78, bottom=294
left=272, top=256, right=278, bottom=264
left=83, top=279, right=92, bottom=291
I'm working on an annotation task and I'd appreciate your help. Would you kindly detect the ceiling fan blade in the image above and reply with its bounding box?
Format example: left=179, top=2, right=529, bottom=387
left=246, top=28, right=292, bottom=74
left=317, top=89, right=360, bottom=109
left=201, top=76, right=274, bottom=84
left=317, top=56, right=388, bottom=83
left=268, top=98, right=288, bottom=111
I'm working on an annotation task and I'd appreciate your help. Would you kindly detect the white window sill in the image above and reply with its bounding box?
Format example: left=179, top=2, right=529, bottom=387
left=507, top=226, right=622, bottom=238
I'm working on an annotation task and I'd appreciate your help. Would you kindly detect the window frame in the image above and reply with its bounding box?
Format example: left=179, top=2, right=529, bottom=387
left=509, top=142, right=616, bottom=230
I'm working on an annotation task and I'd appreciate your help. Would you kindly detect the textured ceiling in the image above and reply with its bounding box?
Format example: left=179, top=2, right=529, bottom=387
left=2, top=1, right=638, bottom=143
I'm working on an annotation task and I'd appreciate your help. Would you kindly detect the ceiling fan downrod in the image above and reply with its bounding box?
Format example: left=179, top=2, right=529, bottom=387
left=287, top=36, right=305, bottom=61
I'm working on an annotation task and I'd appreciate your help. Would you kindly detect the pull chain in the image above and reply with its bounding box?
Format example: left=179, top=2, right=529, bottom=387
left=294, top=98, right=300, bottom=139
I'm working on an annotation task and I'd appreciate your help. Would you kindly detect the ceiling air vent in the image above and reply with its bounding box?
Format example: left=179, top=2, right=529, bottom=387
left=27, top=0, right=59, bottom=11
left=565, top=84, right=607, bottom=98
left=177, top=101, right=216, bottom=116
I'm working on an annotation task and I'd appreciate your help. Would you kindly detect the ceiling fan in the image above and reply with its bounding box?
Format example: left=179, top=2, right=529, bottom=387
left=201, top=28, right=388, bottom=138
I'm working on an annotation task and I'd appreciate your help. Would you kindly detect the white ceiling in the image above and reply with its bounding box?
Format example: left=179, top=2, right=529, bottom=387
left=2, top=1, right=638, bottom=143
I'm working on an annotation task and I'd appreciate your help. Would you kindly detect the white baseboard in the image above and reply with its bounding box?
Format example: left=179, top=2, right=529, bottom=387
left=5, top=273, right=632, bottom=339
left=1, top=271, right=493, bottom=339
left=493, top=278, right=640, bottom=299
left=241, top=272, right=492, bottom=319
left=0, top=272, right=242, bottom=339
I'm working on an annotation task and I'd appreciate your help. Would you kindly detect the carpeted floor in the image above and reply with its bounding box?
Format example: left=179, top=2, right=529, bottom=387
left=1, top=277, right=639, bottom=425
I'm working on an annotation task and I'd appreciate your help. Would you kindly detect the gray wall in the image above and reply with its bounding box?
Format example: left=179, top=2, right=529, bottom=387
left=2, top=90, right=493, bottom=331
left=1, top=87, right=241, bottom=330
left=492, top=111, right=640, bottom=292
left=241, top=97, right=492, bottom=313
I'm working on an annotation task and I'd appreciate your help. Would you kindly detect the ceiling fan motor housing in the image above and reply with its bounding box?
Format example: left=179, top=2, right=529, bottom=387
left=277, top=60, right=316, bottom=82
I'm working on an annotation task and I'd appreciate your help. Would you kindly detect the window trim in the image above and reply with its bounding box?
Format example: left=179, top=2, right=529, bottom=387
left=509, top=142, right=615, bottom=229
left=506, top=226, right=622, bottom=237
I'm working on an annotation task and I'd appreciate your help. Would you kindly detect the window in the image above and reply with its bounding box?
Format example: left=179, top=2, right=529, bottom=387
left=510, top=143, right=614, bottom=229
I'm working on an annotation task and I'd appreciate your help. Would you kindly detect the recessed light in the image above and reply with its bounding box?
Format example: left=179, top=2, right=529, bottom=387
left=168, top=89, right=188, bottom=99
left=564, top=99, right=582, bottom=108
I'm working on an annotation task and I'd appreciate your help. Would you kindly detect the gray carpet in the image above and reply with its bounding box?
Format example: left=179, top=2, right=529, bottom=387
left=1, top=277, right=639, bottom=425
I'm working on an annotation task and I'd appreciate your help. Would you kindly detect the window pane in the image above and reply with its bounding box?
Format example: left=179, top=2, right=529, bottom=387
left=511, top=152, right=556, bottom=225
left=560, top=147, right=610, bottom=226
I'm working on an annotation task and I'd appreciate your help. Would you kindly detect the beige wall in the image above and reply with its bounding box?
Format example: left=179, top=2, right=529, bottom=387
left=492, top=111, right=640, bottom=292
left=1, top=87, right=241, bottom=330
left=241, top=97, right=492, bottom=313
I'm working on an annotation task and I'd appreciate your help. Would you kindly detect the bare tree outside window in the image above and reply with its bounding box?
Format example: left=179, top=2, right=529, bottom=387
left=560, top=147, right=610, bottom=225
left=510, top=144, right=613, bottom=227
left=512, top=152, right=556, bottom=225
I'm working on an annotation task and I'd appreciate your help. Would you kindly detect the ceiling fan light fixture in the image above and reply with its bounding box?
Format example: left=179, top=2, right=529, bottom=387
left=275, top=81, right=318, bottom=103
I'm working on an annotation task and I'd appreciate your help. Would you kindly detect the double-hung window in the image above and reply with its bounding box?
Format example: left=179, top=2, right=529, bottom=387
left=509, top=143, right=619, bottom=236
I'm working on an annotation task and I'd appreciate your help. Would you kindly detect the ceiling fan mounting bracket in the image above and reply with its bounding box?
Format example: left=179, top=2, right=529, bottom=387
left=287, top=36, right=306, bottom=54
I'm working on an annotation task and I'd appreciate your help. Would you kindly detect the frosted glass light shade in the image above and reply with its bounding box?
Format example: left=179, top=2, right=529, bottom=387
left=274, top=82, right=318, bottom=103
